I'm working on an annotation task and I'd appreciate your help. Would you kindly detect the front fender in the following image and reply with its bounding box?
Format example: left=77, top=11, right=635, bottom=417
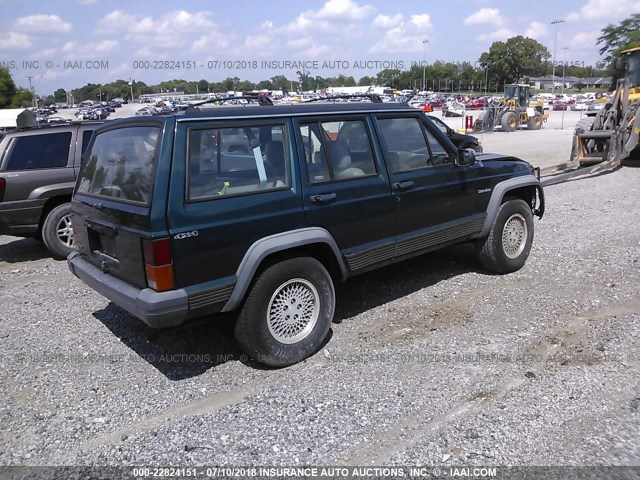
left=474, top=175, right=544, bottom=239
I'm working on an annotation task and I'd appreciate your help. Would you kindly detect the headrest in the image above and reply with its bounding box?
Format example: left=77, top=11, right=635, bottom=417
left=265, top=141, right=284, bottom=161
left=328, top=141, right=351, bottom=170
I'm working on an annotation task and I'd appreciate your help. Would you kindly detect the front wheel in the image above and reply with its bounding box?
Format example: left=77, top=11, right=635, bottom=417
left=235, top=257, right=335, bottom=367
left=501, top=112, right=519, bottom=132
left=41, top=203, right=75, bottom=260
left=476, top=199, right=534, bottom=274
left=527, top=113, right=543, bottom=130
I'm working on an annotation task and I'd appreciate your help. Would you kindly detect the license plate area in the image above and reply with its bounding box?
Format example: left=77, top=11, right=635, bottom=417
left=87, top=223, right=118, bottom=259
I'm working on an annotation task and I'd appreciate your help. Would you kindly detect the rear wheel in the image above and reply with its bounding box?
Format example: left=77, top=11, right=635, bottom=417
left=235, top=257, right=335, bottom=367
left=501, top=112, right=519, bottom=132
left=41, top=203, right=75, bottom=260
left=476, top=199, right=534, bottom=274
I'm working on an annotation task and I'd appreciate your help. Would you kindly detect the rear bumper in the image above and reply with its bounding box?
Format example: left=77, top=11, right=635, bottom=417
left=67, top=251, right=188, bottom=328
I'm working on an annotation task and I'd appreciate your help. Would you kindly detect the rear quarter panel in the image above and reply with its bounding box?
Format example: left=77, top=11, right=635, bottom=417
left=166, top=118, right=306, bottom=289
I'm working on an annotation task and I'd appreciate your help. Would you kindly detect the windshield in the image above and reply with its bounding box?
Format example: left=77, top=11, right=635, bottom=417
left=77, top=126, right=159, bottom=205
left=628, top=51, right=640, bottom=88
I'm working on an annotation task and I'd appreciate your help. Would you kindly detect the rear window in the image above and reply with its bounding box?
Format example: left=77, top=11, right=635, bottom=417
left=77, top=126, right=159, bottom=205
left=5, top=132, right=71, bottom=170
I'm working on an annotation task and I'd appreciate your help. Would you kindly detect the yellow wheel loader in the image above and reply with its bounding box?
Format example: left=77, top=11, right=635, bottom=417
left=571, top=47, right=640, bottom=166
left=473, top=84, right=545, bottom=132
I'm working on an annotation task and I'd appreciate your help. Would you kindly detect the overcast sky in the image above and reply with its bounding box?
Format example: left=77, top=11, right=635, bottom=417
left=0, top=0, right=638, bottom=95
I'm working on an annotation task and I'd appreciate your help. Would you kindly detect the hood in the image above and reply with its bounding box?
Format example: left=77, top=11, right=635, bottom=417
left=476, top=153, right=524, bottom=162
left=475, top=153, right=535, bottom=171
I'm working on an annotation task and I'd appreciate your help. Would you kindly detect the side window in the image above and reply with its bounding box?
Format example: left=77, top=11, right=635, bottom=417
left=335, top=121, right=376, bottom=176
left=5, top=132, right=71, bottom=170
left=187, top=124, right=290, bottom=201
left=423, top=129, right=451, bottom=166
left=377, top=118, right=430, bottom=173
left=299, top=119, right=377, bottom=184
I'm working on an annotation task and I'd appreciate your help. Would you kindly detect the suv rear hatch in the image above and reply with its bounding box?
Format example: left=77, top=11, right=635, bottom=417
left=71, top=121, right=168, bottom=290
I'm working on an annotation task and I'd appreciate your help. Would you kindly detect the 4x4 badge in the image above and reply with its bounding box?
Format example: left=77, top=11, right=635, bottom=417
left=174, top=230, right=199, bottom=240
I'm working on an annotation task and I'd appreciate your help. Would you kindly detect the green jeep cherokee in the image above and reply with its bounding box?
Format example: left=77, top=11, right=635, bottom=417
left=67, top=102, right=544, bottom=367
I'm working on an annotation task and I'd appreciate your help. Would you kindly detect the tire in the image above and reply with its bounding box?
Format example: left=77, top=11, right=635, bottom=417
left=501, top=112, right=519, bottom=132
left=41, top=203, right=75, bottom=260
left=527, top=113, right=543, bottom=130
left=234, top=257, right=335, bottom=367
left=476, top=199, right=534, bottom=274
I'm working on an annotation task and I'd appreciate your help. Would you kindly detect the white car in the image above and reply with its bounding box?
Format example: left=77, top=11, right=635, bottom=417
left=571, top=101, right=589, bottom=111
left=135, top=107, right=157, bottom=116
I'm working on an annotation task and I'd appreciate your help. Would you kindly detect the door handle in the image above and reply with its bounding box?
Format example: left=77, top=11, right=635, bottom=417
left=393, top=180, right=414, bottom=191
left=311, top=193, right=337, bottom=204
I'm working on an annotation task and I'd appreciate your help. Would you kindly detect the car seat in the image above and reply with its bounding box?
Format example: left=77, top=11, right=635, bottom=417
left=263, top=141, right=286, bottom=180
left=328, top=141, right=365, bottom=179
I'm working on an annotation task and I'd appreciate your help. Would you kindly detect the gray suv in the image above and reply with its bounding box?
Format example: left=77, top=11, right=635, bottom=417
left=0, top=122, right=101, bottom=258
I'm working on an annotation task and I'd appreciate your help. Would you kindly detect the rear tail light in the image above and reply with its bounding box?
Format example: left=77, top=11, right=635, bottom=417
left=142, top=237, right=174, bottom=292
left=0, top=178, right=5, bottom=202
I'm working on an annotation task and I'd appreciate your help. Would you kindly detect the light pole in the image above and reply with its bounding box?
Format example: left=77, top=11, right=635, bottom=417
left=561, top=47, right=569, bottom=95
left=561, top=46, right=569, bottom=129
left=422, top=39, right=429, bottom=92
left=550, top=19, right=565, bottom=92
left=129, top=78, right=134, bottom=102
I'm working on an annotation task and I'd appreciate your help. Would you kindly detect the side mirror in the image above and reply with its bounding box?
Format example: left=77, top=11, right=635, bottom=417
left=457, top=148, right=476, bottom=166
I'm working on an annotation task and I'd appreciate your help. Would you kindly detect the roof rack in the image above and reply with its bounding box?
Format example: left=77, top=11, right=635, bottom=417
left=15, top=120, right=104, bottom=132
left=303, top=94, right=383, bottom=104
left=185, top=95, right=274, bottom=112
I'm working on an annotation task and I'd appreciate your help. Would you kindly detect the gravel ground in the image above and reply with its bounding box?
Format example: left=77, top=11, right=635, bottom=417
left=1, top=144, right=639, bottom=469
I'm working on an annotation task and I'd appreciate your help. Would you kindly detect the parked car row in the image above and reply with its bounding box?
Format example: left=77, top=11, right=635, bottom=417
left=136, top=101, right=188, bottom=116
left=24, top=107, right=60, bottom=124
left=74, top=100, right=122, bottom=120
left=408, top=94, right=491, bottom=113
